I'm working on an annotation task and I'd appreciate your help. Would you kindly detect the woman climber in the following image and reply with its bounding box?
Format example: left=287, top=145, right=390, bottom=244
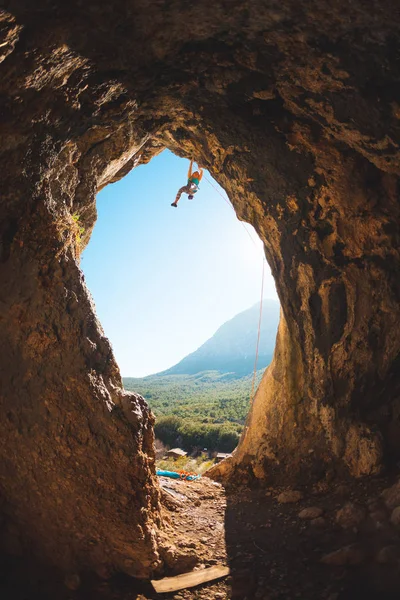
left=171, top=159, right=203, bottom=207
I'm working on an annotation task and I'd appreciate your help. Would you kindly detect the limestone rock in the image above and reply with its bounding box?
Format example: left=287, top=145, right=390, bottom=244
left=252, top=90, right=275, bottom=101
left=321, top=544, right=365, bottom=566
left=277, top=491, right=304, bottom=504
left=335, top=503, right=366, bottom=529
left=298, top=507, right=323, bottom=520
left=159, top=543, right=199, bottom=575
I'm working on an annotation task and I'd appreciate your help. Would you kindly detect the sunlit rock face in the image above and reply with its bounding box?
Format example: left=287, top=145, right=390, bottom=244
left=1, top=0, right=399, bottom=577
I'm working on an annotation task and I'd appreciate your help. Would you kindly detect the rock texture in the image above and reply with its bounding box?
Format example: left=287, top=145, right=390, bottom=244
left=298, top=507, right=323, bottom=520
left=1, top=0, right=400, bottom=579
left=335, top=503, right=366, bottom=530
left=277, top=490, right=304, bottom=504
left=321, top=544, right=365, bottom=566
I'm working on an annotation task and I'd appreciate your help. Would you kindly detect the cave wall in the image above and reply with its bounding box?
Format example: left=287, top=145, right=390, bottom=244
left=0, top=94, right=162, bottom=577
left=165, top=98, right=400, bottom=483
left=1, top=0, right=400, bottom=577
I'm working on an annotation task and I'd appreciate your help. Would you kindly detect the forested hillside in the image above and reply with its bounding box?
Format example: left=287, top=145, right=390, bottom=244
left=123, top=370, right=264, bottom=452
left=123, top=300, right=279, bottom=452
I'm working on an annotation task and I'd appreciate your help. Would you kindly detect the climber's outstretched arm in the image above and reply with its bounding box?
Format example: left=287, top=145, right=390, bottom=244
left=198, top=165, right=204, bottom=181
left=187, top=159, right=194, bottom=178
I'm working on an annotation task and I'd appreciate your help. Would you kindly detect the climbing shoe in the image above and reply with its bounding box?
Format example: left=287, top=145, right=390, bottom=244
left=171, top=202, right=178, bottom=207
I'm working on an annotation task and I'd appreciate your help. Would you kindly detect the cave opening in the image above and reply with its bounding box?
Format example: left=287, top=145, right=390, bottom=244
left=1, top=1, right=400, bottom=592
left=81, top=148, right=280, bottom=462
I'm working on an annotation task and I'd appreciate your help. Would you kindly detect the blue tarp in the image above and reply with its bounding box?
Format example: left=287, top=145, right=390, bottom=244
left=156, top=469, right=201, bottom=481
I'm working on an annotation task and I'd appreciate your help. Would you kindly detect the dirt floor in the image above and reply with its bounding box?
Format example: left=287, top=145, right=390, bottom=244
left=3, top=472, right=400, bottom=599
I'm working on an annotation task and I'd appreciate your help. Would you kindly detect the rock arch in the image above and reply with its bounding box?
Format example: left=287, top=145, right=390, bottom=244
left=0, top=0, right=399, bottom=578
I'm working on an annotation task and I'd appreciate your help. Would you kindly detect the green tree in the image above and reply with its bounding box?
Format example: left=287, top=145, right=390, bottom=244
left=154, top=415, right=182, bottom=447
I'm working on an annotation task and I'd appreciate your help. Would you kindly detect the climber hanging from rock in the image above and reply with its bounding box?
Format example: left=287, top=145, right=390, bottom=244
left=171, top=159, right=203, bottom=207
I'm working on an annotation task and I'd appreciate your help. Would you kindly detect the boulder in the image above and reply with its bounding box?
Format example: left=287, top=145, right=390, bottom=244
left=159, top=543, right=199, bottom=575
left=321, top=544, right=365, bottom=566
left=298, top=507, right=324, bottom=520
left=336, top=503, right=366, bottom=529
left=277, top=491, right=304, bottom=504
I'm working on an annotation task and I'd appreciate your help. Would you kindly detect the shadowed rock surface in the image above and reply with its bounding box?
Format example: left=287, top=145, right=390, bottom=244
left=0, top=0, right=400, bottom=584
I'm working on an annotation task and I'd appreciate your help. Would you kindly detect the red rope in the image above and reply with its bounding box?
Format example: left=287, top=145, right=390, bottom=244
left=203, top=175, right=261, bottom=253
left=251, top=258, right=265, bottom=403
left=203, top=173, right=266, bottom=403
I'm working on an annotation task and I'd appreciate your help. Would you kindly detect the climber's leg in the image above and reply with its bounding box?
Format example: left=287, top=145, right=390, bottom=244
left=171, top=185, right=190, bottom=207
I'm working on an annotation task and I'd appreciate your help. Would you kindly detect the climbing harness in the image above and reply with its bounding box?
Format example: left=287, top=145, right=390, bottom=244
left=188, top=181, right=199, bottom=194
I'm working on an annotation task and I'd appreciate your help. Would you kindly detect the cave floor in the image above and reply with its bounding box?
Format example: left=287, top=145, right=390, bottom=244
left=3, top=474, right=400, bottom=600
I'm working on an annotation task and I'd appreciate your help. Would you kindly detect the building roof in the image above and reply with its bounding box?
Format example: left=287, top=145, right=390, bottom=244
left=167, top=448, right=187, bottom=456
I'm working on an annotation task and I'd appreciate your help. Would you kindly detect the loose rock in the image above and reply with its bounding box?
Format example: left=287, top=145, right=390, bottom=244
left=335, top=502, right=366, bottom=529
left=159, top=543, right=198, bottom=574
left=321, top=544, right=365, bottom=566
left=277, top=490, right=303, bottom=504
left=298, top=507, right=323, bottom=520
left=312, top=481, right=330, bottom=495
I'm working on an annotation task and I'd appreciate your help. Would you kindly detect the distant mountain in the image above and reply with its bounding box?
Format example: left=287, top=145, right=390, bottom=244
left=123, top=301, right=280, bottom=450
left=157, top=299, right=280, bottom=378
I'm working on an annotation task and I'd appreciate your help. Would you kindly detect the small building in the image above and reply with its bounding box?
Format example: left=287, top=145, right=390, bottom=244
left=216, top=452, right=232, bottom=463
left=167, top=448, right=187, bottom=459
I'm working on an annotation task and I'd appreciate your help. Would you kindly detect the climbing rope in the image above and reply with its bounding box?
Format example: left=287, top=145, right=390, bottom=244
left=203, top=174, right=266, bottom=405
left=250, top=258, right=265, bottom=403
left=203, top=175, right=262, bottom=253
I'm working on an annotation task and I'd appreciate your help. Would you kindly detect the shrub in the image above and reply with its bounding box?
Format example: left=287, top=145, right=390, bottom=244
left=154, top=415, right=183, bottom=447
left=154, top=414, right=240, bottom=453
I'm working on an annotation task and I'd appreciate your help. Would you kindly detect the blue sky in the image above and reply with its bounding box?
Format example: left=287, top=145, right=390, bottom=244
left=81, top=150, right=278, bottom=376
